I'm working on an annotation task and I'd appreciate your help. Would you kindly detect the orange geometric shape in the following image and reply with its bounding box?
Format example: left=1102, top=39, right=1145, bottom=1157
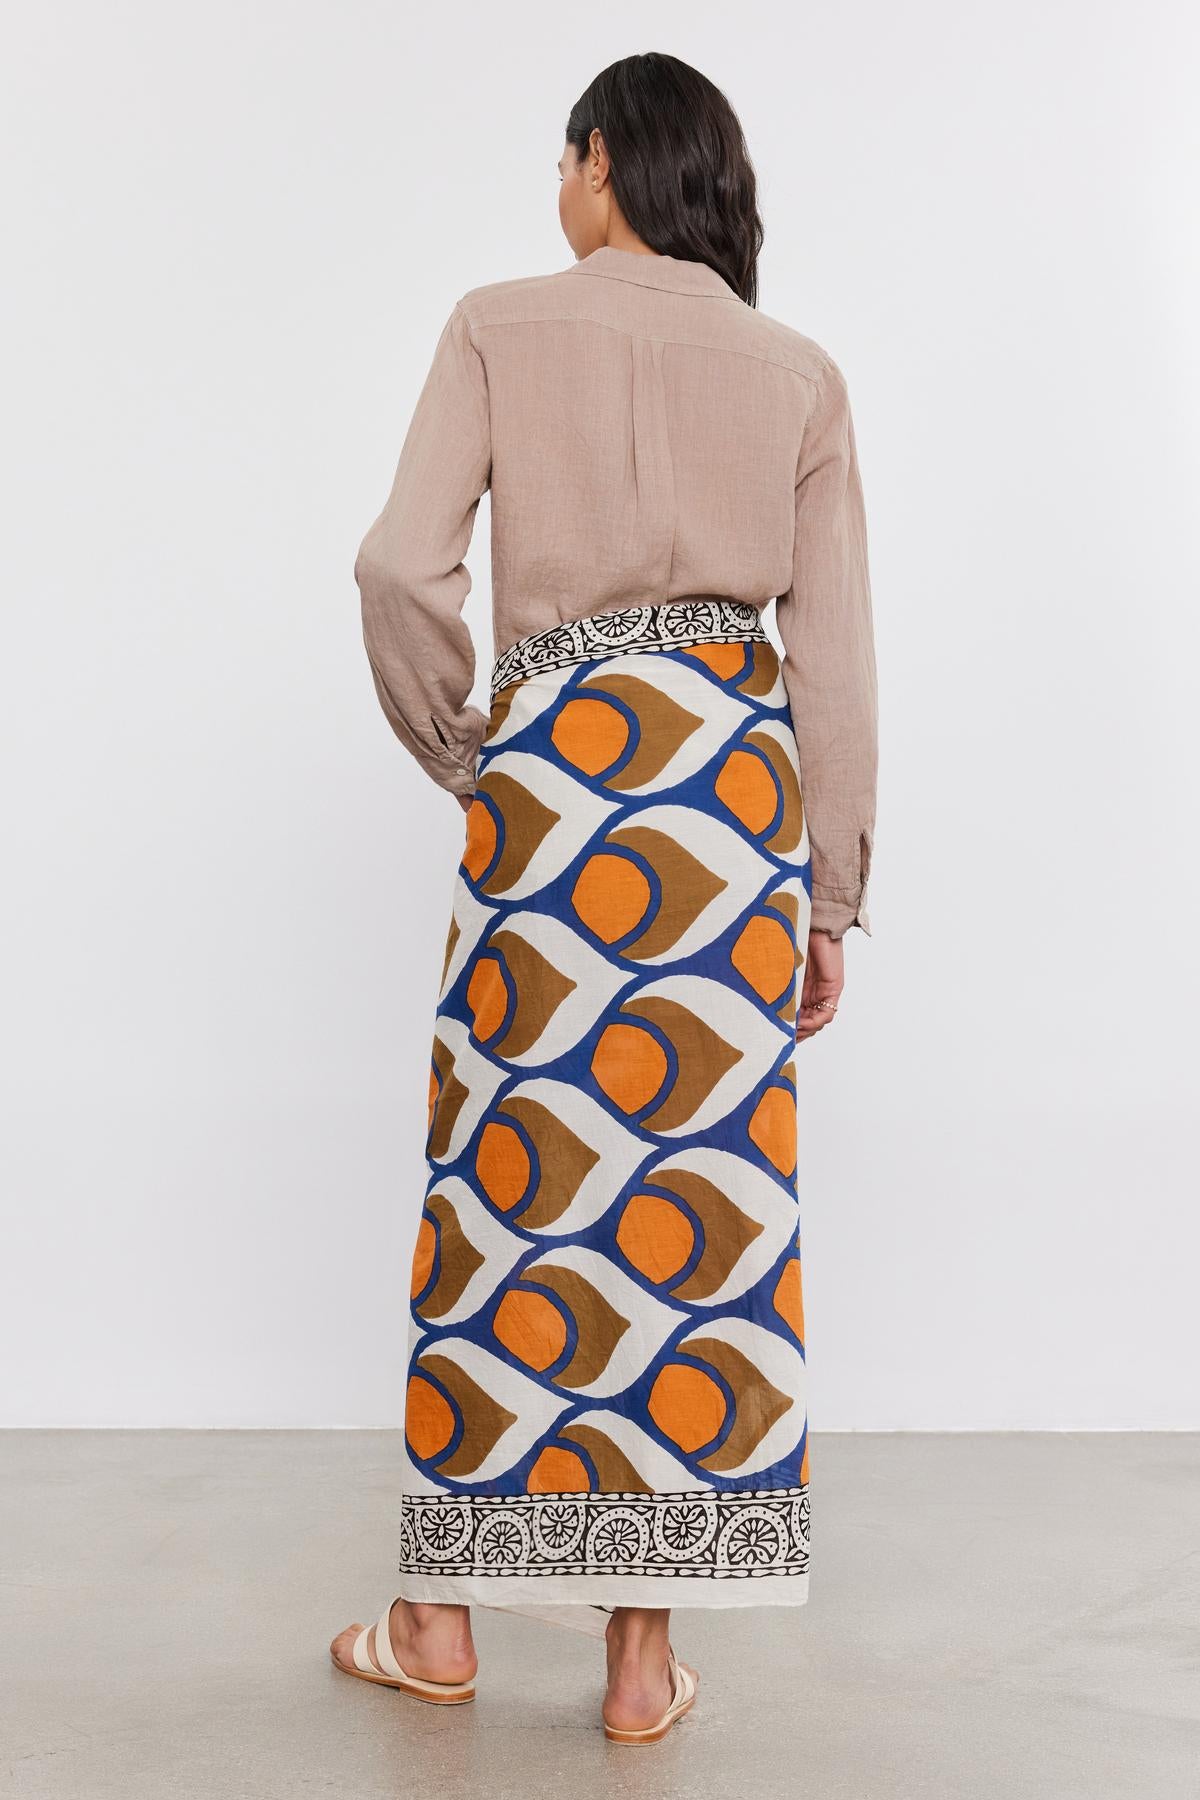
left=492, top=1287, right=568, bottom=1372
left=616, top=1192, right=695, bottom=1284
left=590, top=1021, right=668, bottom=1114
left=800, top=1437, right=810, bottom=1484
left=465, top=955, right=508, bottom=1042
left=462, top=798, right=498, bottom=880
left=426, top=1065, right=439, bottom=1133
left=731, top=914, right=795, bottom=1003
left=714, top=747, right=778, bottom=835
left=475, top=1120, right=531, bottom=1212
left=405, top=1373, right=455, bottom=1461
left=410, top=1215, right=437, bottom=1300
left=526, top=1445, right=591, bottom=1493
left=571, top=852, right=651, bottom=944
left=551, top=696, right=630, bottom=776
left=647, top=1362, right=727, bottom=1454
left=749, top=1086, right=797, bottom=1177
left=773, top=1257, right=806, bottom=1343
left=684, top=641, right=747, bottom=679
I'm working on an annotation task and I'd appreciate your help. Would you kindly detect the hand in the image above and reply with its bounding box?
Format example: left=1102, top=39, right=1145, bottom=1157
left=796, top=929, right=844, bottom=1042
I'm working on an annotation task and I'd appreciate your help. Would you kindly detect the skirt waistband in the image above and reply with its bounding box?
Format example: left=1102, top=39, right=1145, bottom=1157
left=490, top=599, right=768, bottom=700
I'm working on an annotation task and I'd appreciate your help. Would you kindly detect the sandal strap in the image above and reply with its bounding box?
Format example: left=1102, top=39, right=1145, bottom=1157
left=351, top=1624, right=376, bottom=1674
left=666, top=1646, right=695, bottom=1710
left=372, top=1602, right=408, bottom=1681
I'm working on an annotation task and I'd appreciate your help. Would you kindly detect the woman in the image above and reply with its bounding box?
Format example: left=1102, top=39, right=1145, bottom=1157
left=332, top=51, right=877, bottom=1745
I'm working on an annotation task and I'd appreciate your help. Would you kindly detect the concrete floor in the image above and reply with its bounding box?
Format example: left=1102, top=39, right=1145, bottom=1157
left=2, top=1433, right=1197, bottom=1799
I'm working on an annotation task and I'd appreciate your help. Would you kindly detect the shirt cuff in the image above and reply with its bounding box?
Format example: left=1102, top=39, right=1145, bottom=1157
left=810, top=886, right=871, bottom=939
left=425, top=708, right=488, bottom=798
left=808, top=827, right=873, bottom=938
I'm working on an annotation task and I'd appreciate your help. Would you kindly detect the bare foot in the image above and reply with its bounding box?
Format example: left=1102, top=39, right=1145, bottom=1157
left=330, top=1598, right=477, bottom=1686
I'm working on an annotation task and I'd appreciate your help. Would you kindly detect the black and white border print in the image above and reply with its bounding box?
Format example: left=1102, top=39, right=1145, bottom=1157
left=489, top=599, right=768, bottom=701
left=399, top=1486, right=810, bottom=1582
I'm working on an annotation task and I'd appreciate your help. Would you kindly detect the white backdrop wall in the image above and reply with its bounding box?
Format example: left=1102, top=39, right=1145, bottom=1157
left=2, top=0, right=1197, bottom=1428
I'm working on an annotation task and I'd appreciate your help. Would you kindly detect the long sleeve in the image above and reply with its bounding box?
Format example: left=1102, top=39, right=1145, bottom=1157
left=774, top=356, right=878, bottom=938
left=354, top=303, right=491, bottom=798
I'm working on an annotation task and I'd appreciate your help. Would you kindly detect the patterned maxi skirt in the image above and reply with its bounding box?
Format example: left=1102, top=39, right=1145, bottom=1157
left=398, top=599, right=812, bottom=1612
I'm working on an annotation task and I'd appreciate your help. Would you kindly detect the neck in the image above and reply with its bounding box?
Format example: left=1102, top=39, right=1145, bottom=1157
left=603, top=220, right=660, bottom=257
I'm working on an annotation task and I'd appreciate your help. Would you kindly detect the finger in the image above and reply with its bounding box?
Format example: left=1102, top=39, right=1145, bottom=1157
left=796, top=1002, right=839, bottom=1040
left=800, top=982, right=841, bottom=1012
left=804, top=998, right=841, bottom=1021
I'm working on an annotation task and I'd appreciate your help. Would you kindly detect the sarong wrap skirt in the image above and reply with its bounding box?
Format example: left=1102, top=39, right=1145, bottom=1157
left=399, top=600, right=813, bottom=1611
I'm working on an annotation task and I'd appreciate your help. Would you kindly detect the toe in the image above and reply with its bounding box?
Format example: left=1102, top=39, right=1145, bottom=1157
left=330, top=1624, right=365, bottom=1671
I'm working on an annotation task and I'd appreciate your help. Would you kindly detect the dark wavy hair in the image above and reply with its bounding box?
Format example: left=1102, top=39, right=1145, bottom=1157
left=565, top=53, right=764, bottom=307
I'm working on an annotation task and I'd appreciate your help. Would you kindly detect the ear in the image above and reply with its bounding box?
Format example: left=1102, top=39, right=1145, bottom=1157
left=589, top=128, right=611, bottom=190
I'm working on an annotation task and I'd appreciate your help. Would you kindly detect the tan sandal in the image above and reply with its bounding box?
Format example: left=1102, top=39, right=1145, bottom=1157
left=331, top=1600, right=476, bottom=1705
left=603, top=1645, right=698, bottom=1745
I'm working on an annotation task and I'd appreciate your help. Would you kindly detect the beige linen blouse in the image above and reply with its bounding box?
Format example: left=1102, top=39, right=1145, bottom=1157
left=355, top=245, right=877, bottom=937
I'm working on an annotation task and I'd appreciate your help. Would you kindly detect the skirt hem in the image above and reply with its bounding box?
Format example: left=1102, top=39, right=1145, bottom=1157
left=398, top=1572, right=810, bottom=1610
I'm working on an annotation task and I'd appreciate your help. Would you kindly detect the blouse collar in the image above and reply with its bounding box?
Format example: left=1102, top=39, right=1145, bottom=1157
left=568, top=245, right=739, bottom=301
